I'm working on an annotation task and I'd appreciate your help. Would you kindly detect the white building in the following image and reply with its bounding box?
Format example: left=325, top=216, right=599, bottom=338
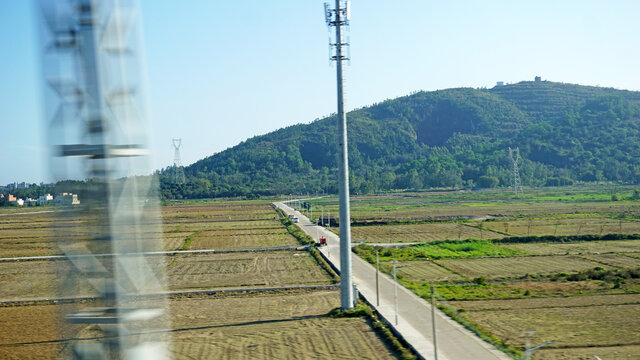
left=37, top=194, right=54, bottom=205
left=55, top=193, right=80, bottom=205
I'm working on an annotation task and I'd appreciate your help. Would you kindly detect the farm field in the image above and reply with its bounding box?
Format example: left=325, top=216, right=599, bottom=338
left=0, top=200, right=296, bottom=257
left=341, top=187, right=640, bottom=358
left=458, top=300, right=640, bottom=359
left=344, top=222, right=504, bottom=243
left=0, top=251, right=334, bottom=300
left=481, top=217, right=640, bottom=237
left=169, top=290, right=395, bottom=359
left=436, top=255, right=612, bottom=279
left=166, top=251, right=335, bottom=290
left=308, top=186, right=640, bottom=222
left=0, top=199, right=407, bottom=359
left=500, top=240, right=640, bottom=255
left=0, top=290, right=396, bottom=360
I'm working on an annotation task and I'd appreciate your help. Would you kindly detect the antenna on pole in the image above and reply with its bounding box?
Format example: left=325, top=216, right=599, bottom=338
left=325, top=0, right=354, bottom=310
left=172, top=138, right=185, bottom=184
left=509, top=147, right=523, bottom=196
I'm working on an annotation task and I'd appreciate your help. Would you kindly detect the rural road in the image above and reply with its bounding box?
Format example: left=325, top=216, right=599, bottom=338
left=275, top=202, right=511, bottom=360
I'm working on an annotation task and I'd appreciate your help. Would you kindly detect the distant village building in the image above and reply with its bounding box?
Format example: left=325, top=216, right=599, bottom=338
left=535, top=76, right=542, bottom=82
left=8, top=194, right=16, bottom=202
left=38, top=194, right=54, bottom=205
left=25, top=198, right=38, bottom=206
left=16, top=198, right=24, bottom=206
left=55, top=193, right=80, bottom=205
left=496, top=81, right=504, bottom=87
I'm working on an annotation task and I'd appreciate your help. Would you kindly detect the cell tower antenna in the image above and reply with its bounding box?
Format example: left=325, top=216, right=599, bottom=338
left=509, top=147, right=523, bottom=196
left=173, top=138, right=185, bottom=184
left=325, top=0, right=354, bottom=310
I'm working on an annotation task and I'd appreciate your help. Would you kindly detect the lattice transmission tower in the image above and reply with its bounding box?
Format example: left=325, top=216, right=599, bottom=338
left=509, top=147, right=523, bottom=196
left=173, top=138, right=185, bottom=184
left=37, top=0, right=170, bottom=358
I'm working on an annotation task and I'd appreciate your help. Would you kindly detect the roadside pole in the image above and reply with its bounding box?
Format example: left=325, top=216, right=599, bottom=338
left=376, top=248, right=380, bottom=306
left=392, top=260, right=399, bottom=325
left=431, top=283, right=438, bottom=360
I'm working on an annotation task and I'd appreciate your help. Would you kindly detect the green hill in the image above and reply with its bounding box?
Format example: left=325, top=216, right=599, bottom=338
left=158, top=81, right=640, bottom=199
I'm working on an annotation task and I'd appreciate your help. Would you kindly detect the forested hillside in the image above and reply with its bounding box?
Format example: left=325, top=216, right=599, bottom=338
left=158, top=81, right=640, bottom=199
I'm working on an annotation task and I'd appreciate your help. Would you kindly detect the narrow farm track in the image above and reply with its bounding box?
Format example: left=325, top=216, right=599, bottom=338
left=276, top=202, right=511, bottom=360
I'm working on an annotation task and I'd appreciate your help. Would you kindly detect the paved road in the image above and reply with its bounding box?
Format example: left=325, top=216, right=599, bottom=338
left=276, top=202, right=510, bottom=360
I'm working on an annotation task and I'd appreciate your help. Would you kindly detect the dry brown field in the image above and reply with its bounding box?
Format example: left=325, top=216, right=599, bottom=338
left=0, top=251, right=334, bottom=300
left=436, top=255, right=611, bottom=279
left=347, top=200, right=639, bottom=221
left=347, top=222, right=504, bottom=243
left=579, top=253, right=640, bottom=268
left=0, top=200, right=401, bottom=359
left=0, top=291, right=396, bottom=360
left=166, top=251, right=335, bottom=289
left=169, top=290, right=395, bottom=359
left=482, top=217, right=640, bottom=237
left=501, top=240, right=640, bottom=255
left=459, top=299, right=640, bottom=359
left=390, top=261, right=463, bottom=282
left=0, top=201, right=295, bottom=257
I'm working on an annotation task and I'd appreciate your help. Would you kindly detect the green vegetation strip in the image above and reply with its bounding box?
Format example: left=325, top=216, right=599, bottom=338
left=354, top=233, right=640, bottom=262
left=354, top=240, right=523, bottom=262
left=181, top=231, right=201, bottom=250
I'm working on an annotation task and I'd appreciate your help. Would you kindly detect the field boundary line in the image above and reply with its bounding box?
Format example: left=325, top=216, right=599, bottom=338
left=0, top=284, right=339, bottom=306
left=0, top=245, right=313, bottom=262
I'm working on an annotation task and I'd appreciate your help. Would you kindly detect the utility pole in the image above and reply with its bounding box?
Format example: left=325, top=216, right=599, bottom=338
left=376, top=248, right=380, bottom=306
left=431, top=283, right=439, bottom=360
left=391, top=260, right=399, bottom=325
left=325, top=0, right=353, bottom=309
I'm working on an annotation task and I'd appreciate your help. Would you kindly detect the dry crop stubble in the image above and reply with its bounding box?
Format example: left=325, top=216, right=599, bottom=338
left=169, top=290, right=396, bottom=360
left=166, top=252, right=335, bottom=290
left=349, top=222, right=504, bottom=243
left=463, top=303, right=640, bottom=349
left=500, top=240, right=640, bottom=255
left=482, top=218, right=640, bottom=237
left=435, top=255, right=612, bottom=279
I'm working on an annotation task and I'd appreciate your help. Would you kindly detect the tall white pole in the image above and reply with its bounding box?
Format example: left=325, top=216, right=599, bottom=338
left=393, top=261, right=399, bottom=325
left=431, top=283, right=438, bottom=360
left=376, top=249, right=380, bottom=306
left=334, top=0, right=353, bottom=310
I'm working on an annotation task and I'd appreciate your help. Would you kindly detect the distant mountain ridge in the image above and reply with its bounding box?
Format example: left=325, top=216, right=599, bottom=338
left=158, top=80, right=640, bottom=199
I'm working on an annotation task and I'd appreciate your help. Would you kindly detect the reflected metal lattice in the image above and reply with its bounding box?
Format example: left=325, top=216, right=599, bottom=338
left=37, top=0, right=170, bottom=358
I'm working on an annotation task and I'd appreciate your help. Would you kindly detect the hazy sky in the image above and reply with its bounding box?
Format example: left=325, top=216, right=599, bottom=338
left=1, top=1, right=640, bottom=184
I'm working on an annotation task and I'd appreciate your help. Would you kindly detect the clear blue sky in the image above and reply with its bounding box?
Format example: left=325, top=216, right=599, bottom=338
left=2, top=0, right=640, bottom=184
